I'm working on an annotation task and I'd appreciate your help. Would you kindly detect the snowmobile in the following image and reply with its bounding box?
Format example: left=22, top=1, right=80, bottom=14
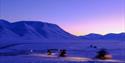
left=59, top=49, right=67, bottom=57
left=47, top=49, right=52, bottom=55
left=96, top=49, right=112, bottom=60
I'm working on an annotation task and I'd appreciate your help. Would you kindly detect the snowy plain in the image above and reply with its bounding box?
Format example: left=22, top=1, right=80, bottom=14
left=0, top=20, right=125, bottom=63
left=0, top=40, right=125, bottom=63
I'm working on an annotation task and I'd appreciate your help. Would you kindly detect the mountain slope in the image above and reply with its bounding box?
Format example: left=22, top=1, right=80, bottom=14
left=0, top=19, right=124, bottom=41
left=0, top=19, right=77, bottom=41
left=79, top=33, right=125, bottom=40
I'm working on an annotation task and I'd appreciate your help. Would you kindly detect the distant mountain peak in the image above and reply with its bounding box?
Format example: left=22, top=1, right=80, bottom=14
left=79, top=33, right=125, bottom=40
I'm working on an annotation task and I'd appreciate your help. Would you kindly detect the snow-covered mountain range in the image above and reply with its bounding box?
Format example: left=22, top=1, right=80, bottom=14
left=0, top=19, right=77, bottom=41
left=0, top=19, right=125, bottom=41
left=79, top=33, right=125, bottom=40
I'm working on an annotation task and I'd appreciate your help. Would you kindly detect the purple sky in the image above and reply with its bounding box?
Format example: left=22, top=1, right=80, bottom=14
left=0, top=0, right=125, bottom=35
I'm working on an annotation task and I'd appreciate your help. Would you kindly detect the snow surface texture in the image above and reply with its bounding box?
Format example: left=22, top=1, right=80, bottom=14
left=0, top=53, right=125, bottom=63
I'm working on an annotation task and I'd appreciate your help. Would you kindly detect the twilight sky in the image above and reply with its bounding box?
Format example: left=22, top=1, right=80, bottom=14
left=0, top=0, right=125, bottom=35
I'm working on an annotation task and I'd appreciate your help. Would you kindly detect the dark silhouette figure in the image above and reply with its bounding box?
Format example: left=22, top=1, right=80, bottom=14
left=90, top=45, right=93, bottom=48
left=47, top=49, right=52, bottom=55
left=96, top=49, right=112, bottom=60
left=90, top=45, right=97, bottom=48
left=59, top=49, right=67, bottom=57
left=93, top=46, right=97, bottom=48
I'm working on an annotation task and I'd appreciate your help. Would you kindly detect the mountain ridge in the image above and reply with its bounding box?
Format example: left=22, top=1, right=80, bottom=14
left=79, top=33, right=125, bottom=40
left=0, top=19, right=77, bottom=41
left=0, top=19, right=124, bottom=41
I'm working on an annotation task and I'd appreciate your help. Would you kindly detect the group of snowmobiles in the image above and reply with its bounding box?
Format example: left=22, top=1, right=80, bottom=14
left=47, top=49, right=67, bottom=57
left=47, top=48, right=112, bottom=60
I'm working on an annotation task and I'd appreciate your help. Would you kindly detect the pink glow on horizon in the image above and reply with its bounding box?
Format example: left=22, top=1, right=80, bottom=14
left=60, top=16, right=124, bottom=36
